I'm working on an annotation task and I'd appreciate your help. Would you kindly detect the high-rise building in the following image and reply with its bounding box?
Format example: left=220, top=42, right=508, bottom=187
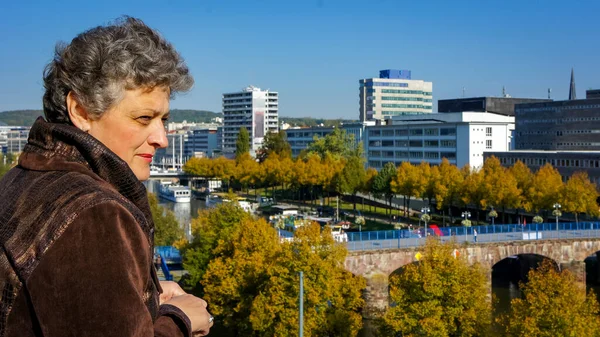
left=359, top=69, right=433, bottom=122
left=222, top=86, right=278, bottom=156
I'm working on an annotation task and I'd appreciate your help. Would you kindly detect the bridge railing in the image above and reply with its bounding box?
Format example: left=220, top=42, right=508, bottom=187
left=345, top=222, right=600, bottom=251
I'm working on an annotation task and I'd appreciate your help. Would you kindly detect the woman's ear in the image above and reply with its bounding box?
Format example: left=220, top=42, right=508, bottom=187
left=66, top=91, right=91, bottom=132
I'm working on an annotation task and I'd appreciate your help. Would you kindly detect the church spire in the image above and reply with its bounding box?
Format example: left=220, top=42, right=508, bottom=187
left=569, top=68, right=577, bottom=100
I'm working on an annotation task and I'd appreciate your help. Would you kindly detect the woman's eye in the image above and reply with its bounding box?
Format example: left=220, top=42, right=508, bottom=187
left=137, top=116, right=153, bottom=123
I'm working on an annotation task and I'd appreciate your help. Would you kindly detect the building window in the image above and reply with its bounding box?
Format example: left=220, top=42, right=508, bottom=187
left=410, top=128, right=423, bottom=136
left=441, top=140, right=456, bottom=147
left=486, top=140, right=492, bottom=149
left=424, top=140, right=439, bottom=147
left=424, top=128, right=439, bottom=136
left=424, top=152, right=439, bottom=159
left=409, top=140, right=423, bottom=147
left=440, top=128, right=456, bottom=136
left=395, top=129, right=408, bottom=136
left=486, top=127, right=492, bottom=137
left=395, top=140, right=408, bottom=147
left=410, top=151, right=423, bottom=159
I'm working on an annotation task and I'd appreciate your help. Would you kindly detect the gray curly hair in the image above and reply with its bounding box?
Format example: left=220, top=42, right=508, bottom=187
left=43, top=16, right=194, bottom=123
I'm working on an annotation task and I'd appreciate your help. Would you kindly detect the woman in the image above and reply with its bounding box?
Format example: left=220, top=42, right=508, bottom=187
left=0, top=17, right=212, bottom=336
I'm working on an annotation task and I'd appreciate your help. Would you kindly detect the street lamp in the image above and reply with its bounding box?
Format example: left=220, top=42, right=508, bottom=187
left=421, top=207, right=430, bottom=238
left=553, top=203, right=562, bottom=231
left=462, top=211, right=471, bottom=241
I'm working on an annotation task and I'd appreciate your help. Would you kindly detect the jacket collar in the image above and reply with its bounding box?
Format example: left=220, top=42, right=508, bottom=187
left=19, top=117, right=153, bottom=229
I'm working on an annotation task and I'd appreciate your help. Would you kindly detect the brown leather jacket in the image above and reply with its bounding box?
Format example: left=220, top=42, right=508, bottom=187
left=0, top=118, right=191, bottom=336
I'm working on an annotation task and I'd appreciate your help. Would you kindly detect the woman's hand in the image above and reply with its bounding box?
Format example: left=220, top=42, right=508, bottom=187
left=159, top=281, right=187, bottom=305
left=166, top=294, right=213, bottom=335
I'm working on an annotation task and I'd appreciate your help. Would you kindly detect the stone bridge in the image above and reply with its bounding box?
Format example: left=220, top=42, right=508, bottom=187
left=345, top=238, right=600, bottom=318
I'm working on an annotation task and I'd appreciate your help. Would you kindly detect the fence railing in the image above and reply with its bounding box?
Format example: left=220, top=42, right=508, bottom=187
left=345, top=222, right=600, bottom=251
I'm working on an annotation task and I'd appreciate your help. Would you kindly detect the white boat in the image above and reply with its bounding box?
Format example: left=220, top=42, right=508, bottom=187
left=158, top=182, right=191, bottom=203
left=205, top=194, right=255, bottom=213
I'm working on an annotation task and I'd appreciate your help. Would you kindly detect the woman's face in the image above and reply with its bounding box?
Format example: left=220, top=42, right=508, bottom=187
left=87, top=86, right=170, bottom=181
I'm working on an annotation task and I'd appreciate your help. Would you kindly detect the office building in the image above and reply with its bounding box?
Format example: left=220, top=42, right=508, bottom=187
left=514, top=98, right=600, bottom=151
left=438, top=97, right=550, bottom=116
left=184, top=127, right=220, bottom=158
left=486, top=96, right=600, bottom=184
left=359, top=69, right=433, bottom=122
left=365, top=112, right=515, bottom=169
left=587, top=89, right=600, bottom=99
left=222, top=86, right=278, bottom=157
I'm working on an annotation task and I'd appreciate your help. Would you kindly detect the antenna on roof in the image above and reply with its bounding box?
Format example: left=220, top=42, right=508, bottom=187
left=502, top=86, right=506, bottom=97
left=548, top=88, right=552, bottom=99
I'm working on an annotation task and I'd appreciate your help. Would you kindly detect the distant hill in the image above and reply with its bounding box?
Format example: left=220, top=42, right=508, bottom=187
left=0, top=109, right=221, bottom=126
left=0, top=110, right=44, bottom=126
left=168, top=109, right=221, bottom=123
left=0, top=109, right=355, bottom=128
left=280, top=117, right=358, bottom=128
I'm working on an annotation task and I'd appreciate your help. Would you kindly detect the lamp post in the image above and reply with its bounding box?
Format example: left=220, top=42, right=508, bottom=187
left=421, top=207, right=430, bottom=238
left=462, top=211, right=471, bottom=241
left=553, top=203, right=562, bottom=231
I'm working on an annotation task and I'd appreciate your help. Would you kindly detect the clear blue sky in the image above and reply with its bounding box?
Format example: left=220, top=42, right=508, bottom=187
left=1, top=0, right=599, bottom=119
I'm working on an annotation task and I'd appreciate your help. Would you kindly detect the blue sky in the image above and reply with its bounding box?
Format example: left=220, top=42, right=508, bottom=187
left=1, top=0, right=599, bottom=119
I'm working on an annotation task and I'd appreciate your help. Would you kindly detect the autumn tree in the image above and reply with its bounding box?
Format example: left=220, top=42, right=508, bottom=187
left=435, top=159, right=464, bottom=225
left=148, top=193, right=184, bottom=246
left=392, top=161, right=427, bottom=218
left=561, top=171, right=600, bottom=223
left=180, top=202, right=252, bottom=292
left=527, top=163, right=563, bottom=214
left=183, top=157, right=214, bottom=178
left=482, top=156, right=522, bottom=224
left=497, top=259, right=600, bottom=337
left=202, top=219, right=365, bottom=336
left=256, top=131, right=292, bottom=162
left=381, top=239, right=491, bottom=336
left=233, top=152, right=259, bottom=193
left=235, top=127, right=251, bottom=159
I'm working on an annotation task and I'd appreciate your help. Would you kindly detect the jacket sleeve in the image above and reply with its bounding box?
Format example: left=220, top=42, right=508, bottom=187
left=25, top=201, right=192, bottom=337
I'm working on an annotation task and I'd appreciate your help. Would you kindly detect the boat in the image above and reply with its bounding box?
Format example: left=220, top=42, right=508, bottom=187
left=158, top=181, right=191, bottom=203
left=205, top=193, right=256, bottom=213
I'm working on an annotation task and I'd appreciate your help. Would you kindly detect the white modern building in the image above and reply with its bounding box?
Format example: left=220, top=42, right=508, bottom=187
left=359, top=69, right=433, bottom=122
left=222, top=86, right=279, bottom=157
left=0, top=126, right=30, bottom=154
left=285, top=122, right=374, bottom=157
left=365, top=112, right=515, bottom=169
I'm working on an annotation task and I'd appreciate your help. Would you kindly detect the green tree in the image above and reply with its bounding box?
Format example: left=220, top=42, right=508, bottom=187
left=257, top=131, right=292, bottom=162
left=381, top=239, right=491, bottom=337
left=372, top=162, right=397, bottom=215
left=497, top=260, right=600, bottom=337
left=305, top=128, right=360, bottom=160
left=0, top=154, right=15, bottom=179
left=202, top=219, right=365, bottom=336
left=339, top=155, right=366, bottom=210
left=148, top=193, right=184, bottom=246
left=235, top=127, right=251, bottom=159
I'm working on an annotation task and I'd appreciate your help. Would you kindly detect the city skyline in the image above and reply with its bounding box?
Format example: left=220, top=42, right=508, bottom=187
left=1, top=0, right=599, bottom=118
